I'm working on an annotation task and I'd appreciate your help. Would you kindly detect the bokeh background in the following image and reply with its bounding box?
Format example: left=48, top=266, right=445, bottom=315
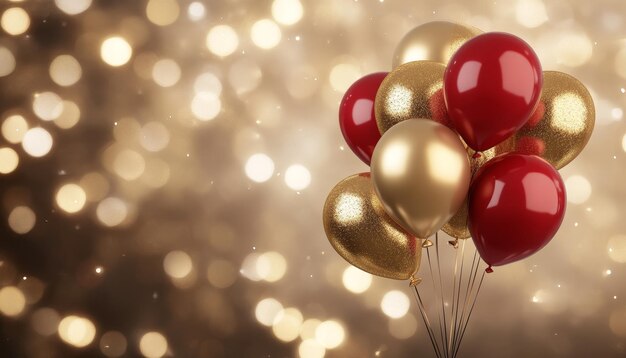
left=0, top=0, right=625, bottom=357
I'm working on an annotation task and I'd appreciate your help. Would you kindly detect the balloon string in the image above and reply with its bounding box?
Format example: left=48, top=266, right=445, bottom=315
left=453, top=268, right=486, bottom=358
left=435, top=233, right=450, bottom=358
left=447, top=235, right=461, bottom=355
left=449, top=238, right=466, bottom=356
left=412, top=284, right=443, bottom=358
left=426, top=242, right=447, bottom=358
left=452, top=247, right=479, bottom=353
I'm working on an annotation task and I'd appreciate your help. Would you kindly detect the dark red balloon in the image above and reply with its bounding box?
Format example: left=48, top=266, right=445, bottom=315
left=444, top=32, right=543, bottom=151
left=469, top=154, right=566, bottom=267
left=339, top=72, right=387, bottom=165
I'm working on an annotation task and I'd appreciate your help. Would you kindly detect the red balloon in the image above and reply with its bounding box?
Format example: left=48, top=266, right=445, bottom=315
left=444, top=32, right=543, bottom=151
left=469, top=153, right=566, bottom=267
left=339, top=72, right=387, bottom=165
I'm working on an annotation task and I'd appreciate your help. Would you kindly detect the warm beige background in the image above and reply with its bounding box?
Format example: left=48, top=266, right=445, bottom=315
left=0, top=0, right=624, bottom=357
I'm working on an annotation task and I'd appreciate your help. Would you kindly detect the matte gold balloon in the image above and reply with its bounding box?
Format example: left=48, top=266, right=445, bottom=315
left=375, top=61, right=449, bottom=134
left=494, top=71, right=595, bottom=169
left=441, top=146, right=499, bottom=240
left=371, top=119, right=471, bottom=239
left=323, top=173, right=421, bottom=280
left=392, top=21, right=482, bottom=68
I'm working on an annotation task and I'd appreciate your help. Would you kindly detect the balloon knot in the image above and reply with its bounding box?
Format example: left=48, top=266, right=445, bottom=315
left=472, top=152, right=482, bottom=159
left=422, top=239, right=433, bottom=248
left=448, top=239, right=459, bottom=249
left=485, top=266, right=493, bottom=274
left=409, top=276, right=422, bottom=287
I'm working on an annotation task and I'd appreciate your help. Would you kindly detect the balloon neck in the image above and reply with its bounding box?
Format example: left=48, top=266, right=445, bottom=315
left=409, top=275, right=422, bottom=287
left=472, top=152, right=482, bottom=159
left=485, top=266, right=493, bottom=274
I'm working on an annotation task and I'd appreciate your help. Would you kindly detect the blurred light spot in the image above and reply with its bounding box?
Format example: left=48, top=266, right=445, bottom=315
left=299, top=339, right=326, bottom=358
left=191, top=92, right=221, bottom=121
left=315, top=320, right=345, bottom=349
left=56, top=183, right=87, bottom=214
left=187, top=2, right=205, bottom=21
left=241, top=253, right=263, bottom=281
left=140, top=122, right=170, bottom=152
left=33, top=92, right=64, bottom=121
left=0, top=46, right=16, bottom=76
left=8, top=206, right=35, bottom=234
left=207, top=259, right=237, bottom=288
left=329, top=63, right=361, bottom=92
left=251, top=19, right=282, bottom=49
left=18, top=277, right=44, bottom=304
left=608, top=235, right=626, bottom=263
left=255, top=298, right=283, bottom=326
left=565, top=175, right=591, bottom=204
left=610, top=307, right=626, bottom=337
left=342, top=266, right=372, bottom=294
left=272, top=0, right=303, bottom=25
left=0, top=286, right=25, bottom=317
left=228, top=59, right=262, bottom=95
left=388, top=313, right=417, bottom=339
left=300, top=318, right=321, bottom=340
left=285, top=164, right=311, bottom=190
left=80, top=172, right=109, bottom=202
left=245, top=153, right=275, bottom=183
left=2, top=114, right=28, bottom=143
left=556, top=34, right=593, bottom=67
left=620, top=133, right=626, bottom=152
left=58, top=315, right=96, bottom=348
left=146, top=0, right=179, bottom=26
left=194, top=72, right=222, bottom=95
left=256, top=251, right=287, bottom=282
left=272, top=307, right=303, bottom=342
left=54, top=100, right=81, bottom=129
left=55, top=0, right=92, bottom=15
left=22, top=127, right=53, bottom=157
left=31, top=308, right=60, bottom=336
left=515, top=0, right=548, bottom=28
left=50, top=55, right=82, bottom=86
left=113, top=149, right=145, bottom=181
left=100, top=331, right=127, bottom=357
left=381, top=290, right=410, bottom=319
left=101, top=37, right=133, bottom=67
left=163, top=251, right=193, bottom=279
left=206, top=25, right=239, bottom=57
left=96, top=197, right=128, bottom=227
left=139, top=332, right=168, bottom=358
left=152, top=58, right=181, bottom=87
left=1, top=8, right=30, bottom=36
left=0, top=147, right=18, bottom=174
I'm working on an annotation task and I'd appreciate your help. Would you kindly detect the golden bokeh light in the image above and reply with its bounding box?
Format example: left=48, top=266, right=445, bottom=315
left=565, top=175, right=592, bottom=204
left=54, top=100, right=81, bottom=129
left=0, top=286, right=26, bottom=317
left=272, top=307, right=303, bottom=342
left=256, top=251, right=287, bottom=282
left=342, top=266, right=373, bottom=294
left=272, top=0, right=304, bottom=26
left=206, top=25, right=239, bottom=57
left=101, top=37, right=133, bottom=67
left=100, top=331, right=127, bottom=357
left=299, top=318, right=322, bottom=340
left=206, top=259, right=237, bottom=288
left=33, top=92, right=64, bottom=121
left=0, top=147, right=19, bottom=174
left=22, top=127, right=53, bottom=157
left=96, top=197, right=128, bottom=227
left=608, top=235, right=626, bottom=263
left=245, top=153, right=275, bottom=183
left=55, top=0, right=92, bottom=15
left=139, top=331, right=168, bottom=358
left=187, top=2, right=205, bottom=21
left=31, top=308, right=61, bottom=336
left=80, top=172, right=110, bottom=202
left=0, top=46, right=16, bottom=76
left=255, top=298, right=284, bottom=326
left=1, top=7, right=30, bottom=36
left=299, top=339, right=326, bottom=358
left=1, top=114, right=28, bottom=143
left=146, top=0, right=180, bottom=27
left=251, top=19, right=282, bottom=49
left=151, top=58, right=181, bottom=87
left=140, top=122, right=170, bottom=152
left=315, top=320, right=345, bottom=349
left=113, top=149, right=146, bottom=181
left=191, top=92, right=221, bottom=121
left=381, top=290, right=410, bottom=319
left=8, top=206, right=36, bottom=234
left=163, top=251, right=193, bottom=279
left=55, top=183, right=87, bottom=214
left=49, top=55, right=82, bottom=86
left=285, top=164, right=311, bottom=190
left=58, top=315, right=97, bottom=348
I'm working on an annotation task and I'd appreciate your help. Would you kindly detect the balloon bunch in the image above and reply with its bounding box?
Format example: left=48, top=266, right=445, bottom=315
left=324, top=21, right=594, bottom=357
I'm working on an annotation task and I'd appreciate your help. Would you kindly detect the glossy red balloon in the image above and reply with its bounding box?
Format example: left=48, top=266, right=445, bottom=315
left=339, top=72, right=387, bottom=165
left=469, top=154, right=566, bottom=267
left=444, top=32, right=543, bottom=151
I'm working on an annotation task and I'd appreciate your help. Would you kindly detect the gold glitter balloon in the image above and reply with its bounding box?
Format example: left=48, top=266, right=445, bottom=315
left=442, top=146, right=501, bottom=240
left=494, top=71, right=595, bottom=169
left=371, top=119, right=471, bottom=239
left=323, top=173, right=421, bottom=280
left=392, top=21, right=482, bottom=68
left=375, top=61, right=448, bottom=134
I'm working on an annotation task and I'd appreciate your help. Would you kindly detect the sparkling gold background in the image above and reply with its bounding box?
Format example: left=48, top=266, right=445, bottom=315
left=0, top=0, right=625, bottom=357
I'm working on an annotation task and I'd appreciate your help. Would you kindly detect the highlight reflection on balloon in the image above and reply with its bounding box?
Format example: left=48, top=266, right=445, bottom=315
left=371, top=119, right=471, bottom=239
left=323, top=173, right=421, bottom=280
left=494, top=71, right=595, bottom=169
left=375, top=61, right=450, bottom=134
left=392, top=21, right=482, bottom=68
